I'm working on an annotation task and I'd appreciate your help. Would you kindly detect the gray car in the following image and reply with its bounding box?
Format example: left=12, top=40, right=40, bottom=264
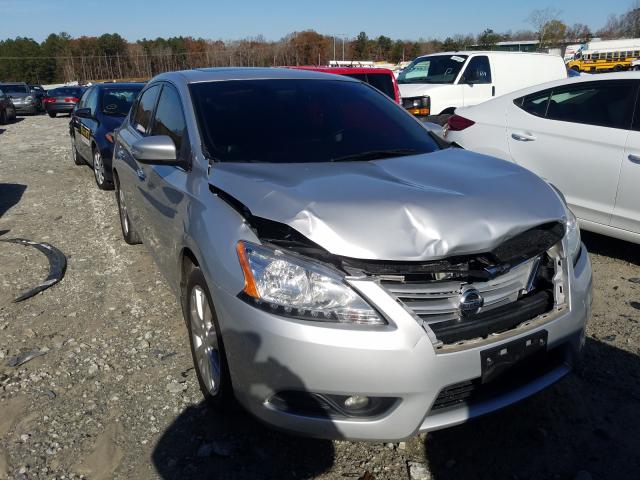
left=0, top=82, right=38, bottom=114
left=111, top=68, right=592, bottom=441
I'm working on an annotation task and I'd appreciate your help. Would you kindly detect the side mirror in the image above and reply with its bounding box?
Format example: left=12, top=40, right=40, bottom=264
left=131, top=135, right=177, bottom=164
left=75, top=107, right=93, bottom=119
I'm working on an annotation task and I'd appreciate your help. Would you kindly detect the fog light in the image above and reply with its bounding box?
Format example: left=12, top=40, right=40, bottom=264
left=344, top=395, right=370, bottom=410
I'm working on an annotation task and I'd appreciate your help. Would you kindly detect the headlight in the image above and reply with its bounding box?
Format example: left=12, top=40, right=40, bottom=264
left=402, top=96, right=430, bottom=116
left=565, top=208, right=581, bottom=266
left=236, top=241, right=384, bottom=325
left=25, top=96, right=33, bottom=102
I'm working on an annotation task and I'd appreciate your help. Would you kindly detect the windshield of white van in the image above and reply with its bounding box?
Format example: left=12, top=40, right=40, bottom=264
left=398, top=55, right=468, bottom=84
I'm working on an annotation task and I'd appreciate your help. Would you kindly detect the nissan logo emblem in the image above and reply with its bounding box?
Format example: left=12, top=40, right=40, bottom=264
left=459, top=287, right=484, bottom=316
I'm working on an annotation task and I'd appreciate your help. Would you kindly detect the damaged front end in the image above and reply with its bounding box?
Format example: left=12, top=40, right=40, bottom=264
left=212, top=183, right=571, bottom=348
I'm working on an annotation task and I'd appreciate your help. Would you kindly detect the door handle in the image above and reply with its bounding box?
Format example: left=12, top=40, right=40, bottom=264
left=511, top=132, right=536, bottom=142
left=629, top=154, right=640, bottom=164
left=136, top=168, right=146, bottom=181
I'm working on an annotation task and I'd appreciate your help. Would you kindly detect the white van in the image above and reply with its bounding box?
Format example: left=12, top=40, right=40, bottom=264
left=398, top=51, right=567, bottom=118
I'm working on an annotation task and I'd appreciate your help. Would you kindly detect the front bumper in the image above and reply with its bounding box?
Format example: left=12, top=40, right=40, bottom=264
left=212, top=245, right=592, bottom=441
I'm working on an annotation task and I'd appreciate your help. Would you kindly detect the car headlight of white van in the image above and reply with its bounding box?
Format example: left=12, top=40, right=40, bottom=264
left=402, top=96, right=430, bottom=115
left=236, top=241, right=384, bottom=325
left=565, top=208, right=582, bottom=266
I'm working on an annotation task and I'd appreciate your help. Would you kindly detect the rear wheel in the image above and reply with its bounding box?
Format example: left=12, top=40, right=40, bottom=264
left=48, top=112, right=56, bottom=118
left=183, top=263, right=234, bottom=410
left=0, top=110, right=6, bottom=125
left=114, top=173, right=141, bottom=245
left=92, top=147, right=112, bottom=190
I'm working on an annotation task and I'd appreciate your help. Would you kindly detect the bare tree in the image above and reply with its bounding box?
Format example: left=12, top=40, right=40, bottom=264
left=527, top=7, right=562, bottom=47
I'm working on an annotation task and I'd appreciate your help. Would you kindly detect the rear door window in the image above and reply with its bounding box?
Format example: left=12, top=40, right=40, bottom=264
left=545, top=81, right=637, bottom=129
left=364, top=74, right=395, bottom=100
left=343, top=73, right=395, bottom=101
left=132, top=85, right=160, bottom=135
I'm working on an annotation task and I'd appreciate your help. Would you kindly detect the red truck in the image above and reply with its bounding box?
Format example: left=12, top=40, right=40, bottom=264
left=286, top=66, right=401, bottom=104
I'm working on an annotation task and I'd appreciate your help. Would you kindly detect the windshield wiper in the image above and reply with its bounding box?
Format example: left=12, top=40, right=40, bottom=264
left=329, top=149, right=418, bottom=162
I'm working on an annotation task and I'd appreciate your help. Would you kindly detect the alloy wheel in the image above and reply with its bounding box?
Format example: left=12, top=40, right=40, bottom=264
left=94, top=149, right=105, bottom=185
left=118, top=186, right=129, bottom=235
left=189, top=285, right=221, bottom=396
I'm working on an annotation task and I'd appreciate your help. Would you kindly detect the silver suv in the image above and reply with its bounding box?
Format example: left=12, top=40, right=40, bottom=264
left=111, top=68, right=592, bottom=441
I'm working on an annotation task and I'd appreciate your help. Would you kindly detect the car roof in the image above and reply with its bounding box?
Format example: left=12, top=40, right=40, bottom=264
left=414, top=51, right=558, bottom=60
left=286, top=66, right=395, bottom=75
left=92, top=82, right=145, bottom=89
left=48, top=85, right=84, bottom=90
left=152, top=67, right=360, bottom=85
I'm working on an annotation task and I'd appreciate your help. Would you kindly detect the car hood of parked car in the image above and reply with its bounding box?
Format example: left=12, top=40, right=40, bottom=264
left=209, top=148, right=567, bottom=261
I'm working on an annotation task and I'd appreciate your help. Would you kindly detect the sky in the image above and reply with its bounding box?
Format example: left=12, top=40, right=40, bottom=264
left=0, top=0, right=635, bottom=42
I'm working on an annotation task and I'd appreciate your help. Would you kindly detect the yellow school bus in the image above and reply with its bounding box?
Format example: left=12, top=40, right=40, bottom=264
left=567, top=45, right=640, bottom=72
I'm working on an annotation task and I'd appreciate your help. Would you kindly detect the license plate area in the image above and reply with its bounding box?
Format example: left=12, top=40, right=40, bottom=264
left=480, top=330, right=548, bottom=384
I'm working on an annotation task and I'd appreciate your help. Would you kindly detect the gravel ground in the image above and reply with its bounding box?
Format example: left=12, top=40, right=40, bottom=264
left=1, top=115, right=639, bottom=480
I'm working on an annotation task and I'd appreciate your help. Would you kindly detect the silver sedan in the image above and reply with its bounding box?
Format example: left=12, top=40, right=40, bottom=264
left=111, top=68, right=591, bottom=441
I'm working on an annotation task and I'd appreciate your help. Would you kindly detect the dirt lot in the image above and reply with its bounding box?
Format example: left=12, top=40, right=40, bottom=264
left=0, top=115, right=639, bottom=480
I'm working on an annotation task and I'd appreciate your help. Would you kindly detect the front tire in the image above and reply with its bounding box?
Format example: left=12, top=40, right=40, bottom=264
left=114, top=173, right=141, bottom=245
left=0, top=109, right=6, bottom=125
left=183, top=263, right=234, bottom=410
left=48, top=112, right=56, bottom=118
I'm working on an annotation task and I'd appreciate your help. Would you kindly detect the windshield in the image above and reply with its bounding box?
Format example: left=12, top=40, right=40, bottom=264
left=100, top=88, right=142, bottom=116
left=397, top=55, right=468, bottom=84
left=190, top=79, right=438, bottom=163
left=49, top=87, right=83, bottom=97
left=1, top=84, right=29, bottom=94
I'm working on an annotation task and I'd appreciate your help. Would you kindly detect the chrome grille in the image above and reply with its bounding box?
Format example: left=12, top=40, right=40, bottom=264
left=382, top=258, right=539, bottom=326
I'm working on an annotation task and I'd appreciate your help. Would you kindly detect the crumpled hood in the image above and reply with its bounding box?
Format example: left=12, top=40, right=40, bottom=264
left=398, top=83, right=451, bottom=99
left=210, top=149, right=567, bottom=261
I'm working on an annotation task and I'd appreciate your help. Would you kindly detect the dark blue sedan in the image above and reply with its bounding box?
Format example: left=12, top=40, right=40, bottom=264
left=69, top=82, right=144, bottom=189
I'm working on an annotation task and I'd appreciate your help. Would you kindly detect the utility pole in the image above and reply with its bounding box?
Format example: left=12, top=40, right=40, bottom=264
left=333, top=36, right=336, bottom=62
left=330, top=34, right=347, bottom=64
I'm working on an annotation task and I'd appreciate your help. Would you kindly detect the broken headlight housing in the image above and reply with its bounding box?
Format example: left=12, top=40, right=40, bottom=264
left=236, top=241, right=384, bottom=325
left=565, top=208, right=581, bottom=266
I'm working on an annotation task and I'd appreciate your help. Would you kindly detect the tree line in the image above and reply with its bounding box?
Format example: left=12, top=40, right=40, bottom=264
left=1, top=5, right=639, bottom=84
